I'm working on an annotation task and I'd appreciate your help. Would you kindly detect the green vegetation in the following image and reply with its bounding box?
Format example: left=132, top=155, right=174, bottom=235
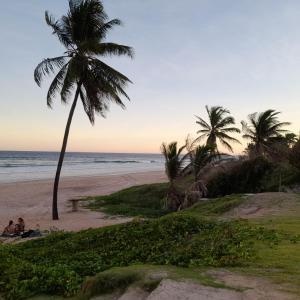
left=183, top=195, right=244, bottom=217
left=206, top=157, right=300, bottom=197
left=289, top=140, right=300, bottom=170
left=87, top=183, right=168, bottom=218
left=160, top=107, right=299, bottom=208
left=237, top=216, right=300, bottom=295
left=206, top=157, right=274, bottom=197
left=0, top=213, right=282, bottom=299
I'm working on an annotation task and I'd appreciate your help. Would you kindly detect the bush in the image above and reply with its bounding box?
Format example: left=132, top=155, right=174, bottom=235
left=0, top=214, right=276, bottom=299
left=207, top=157, right=274, bottom=197
left=289, top=140, right=300, bottom=170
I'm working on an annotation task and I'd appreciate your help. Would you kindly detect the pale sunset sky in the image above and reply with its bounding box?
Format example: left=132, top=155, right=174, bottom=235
left=0, top=0, right=300, bottom=154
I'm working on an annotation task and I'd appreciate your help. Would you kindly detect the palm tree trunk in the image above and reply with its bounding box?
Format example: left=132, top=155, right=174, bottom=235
left=52, top=85, right=81, bottom=220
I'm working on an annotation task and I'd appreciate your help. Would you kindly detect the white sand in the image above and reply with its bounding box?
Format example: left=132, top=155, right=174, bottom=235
left=0, top=171, right=166, bottom=232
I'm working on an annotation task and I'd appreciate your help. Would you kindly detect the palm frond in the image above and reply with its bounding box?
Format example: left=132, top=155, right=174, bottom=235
left=194, top=133, right=208, bottom=142
left=195, top=116, right=211, bottom=130
left=45, top=11, right=73, bottom=48
left=97, top=19, right=122, bottom=39
left=34, top=56, right=67, bottom=86
left=219, top=138, right=234, bottom=152
left=46, top=63, right=69, bottom=107
left=221, top=127, right=241, bottom=133
left=93, top=42, right=134, bottom=58
left=60, top=59, right=76, bottom=103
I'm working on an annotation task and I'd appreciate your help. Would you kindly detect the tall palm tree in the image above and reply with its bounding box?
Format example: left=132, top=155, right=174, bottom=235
left=241, top=110, right=290, bottom=157
left=34, top=0, right=134, bottom=220
left=195, top=106, right=240, bottom=153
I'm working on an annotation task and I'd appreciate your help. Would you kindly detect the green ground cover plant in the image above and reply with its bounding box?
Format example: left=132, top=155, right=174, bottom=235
left=183, top=195, right=244, bottom=217
left=0, top=214, right=281, bottom=299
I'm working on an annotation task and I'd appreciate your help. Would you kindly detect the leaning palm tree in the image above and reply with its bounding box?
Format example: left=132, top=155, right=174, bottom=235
left=195, top=106, right=240, bottom=153
left=161, top=142, right=187, bottom=211
left=241, top=110, right=290, bottom=157
left=34, top=0, right=134, bottom=220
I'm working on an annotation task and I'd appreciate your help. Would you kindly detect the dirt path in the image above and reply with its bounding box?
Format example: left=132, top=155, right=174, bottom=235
left=223, top=192, right=300, bottom=219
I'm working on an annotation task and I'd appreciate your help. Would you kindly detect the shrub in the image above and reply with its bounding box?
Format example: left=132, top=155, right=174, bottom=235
left=289, top=140, right=300, bottom=170
left=207, top=157, right=274, bottom=197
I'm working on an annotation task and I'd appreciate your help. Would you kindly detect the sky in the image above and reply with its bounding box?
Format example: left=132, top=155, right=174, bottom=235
left=0, top=0, right=300, bottom=154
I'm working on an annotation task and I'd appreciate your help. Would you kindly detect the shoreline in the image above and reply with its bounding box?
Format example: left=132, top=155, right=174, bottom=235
left=0, top=170, right=167, bottom=232
left=0, top=169, right=164, bottom=186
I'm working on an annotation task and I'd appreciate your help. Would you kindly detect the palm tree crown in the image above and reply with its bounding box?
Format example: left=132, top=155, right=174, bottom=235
left=34, top=0, right=133, bottom=122
left=241, top=109, right=290, bottom=156
left=195, top=106, right=240, bottom=153
left=161, top=142, right=186, bottom=184
left=34, top=0, right=133, bottom=220
left=190, top=144, right=215, bottom=181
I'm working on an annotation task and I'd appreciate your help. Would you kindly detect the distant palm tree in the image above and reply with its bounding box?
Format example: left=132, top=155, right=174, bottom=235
left=161, top=142, right=187, bottom=210
left=283, top=133, right=298, bottom=148
left=241, top=110, right=290, bottom=157
left=190, top=144, right=215, bottom=181
left=161, top=142, right=186, bottom=185
left=34, top=0, right=134, bottom=220
left=195, top=106, right=240, bottom=153
left=267, top=133, right=298, bottom=159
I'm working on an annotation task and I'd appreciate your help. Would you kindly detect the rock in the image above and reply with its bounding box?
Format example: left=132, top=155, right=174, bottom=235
left=146, top=279, right=241, bottom=300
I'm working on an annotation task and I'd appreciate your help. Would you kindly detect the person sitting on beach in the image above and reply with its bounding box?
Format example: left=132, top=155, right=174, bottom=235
left=2, top=220, right=15, bottom=236
left=15, top=217, right=25, bottom=234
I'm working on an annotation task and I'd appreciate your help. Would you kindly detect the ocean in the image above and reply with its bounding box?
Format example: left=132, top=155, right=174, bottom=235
left=0, top=151, right=164, bottom=184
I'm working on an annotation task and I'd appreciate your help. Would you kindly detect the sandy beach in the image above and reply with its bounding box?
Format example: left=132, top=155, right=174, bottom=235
left=0, top=171, right=166, bottom=232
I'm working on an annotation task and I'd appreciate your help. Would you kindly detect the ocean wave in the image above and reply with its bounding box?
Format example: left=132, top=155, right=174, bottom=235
left=94, top=160, right=140, bottom=164
left=0, top=163, right=55, bottom=168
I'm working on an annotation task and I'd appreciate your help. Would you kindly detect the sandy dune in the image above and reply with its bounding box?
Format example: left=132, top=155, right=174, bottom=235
left=224, top=192, right=300, bottom=219
left=0, top=171, right=166, bottom=232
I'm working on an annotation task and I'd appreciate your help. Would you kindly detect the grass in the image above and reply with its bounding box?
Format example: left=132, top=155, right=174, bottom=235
left=183, top=194, right=244, bottom=218
left=86, top=180, right=245, bottom=220
left=86, top=183, right=169, bottom=218
left=237, top=216, right=300, bottom=295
